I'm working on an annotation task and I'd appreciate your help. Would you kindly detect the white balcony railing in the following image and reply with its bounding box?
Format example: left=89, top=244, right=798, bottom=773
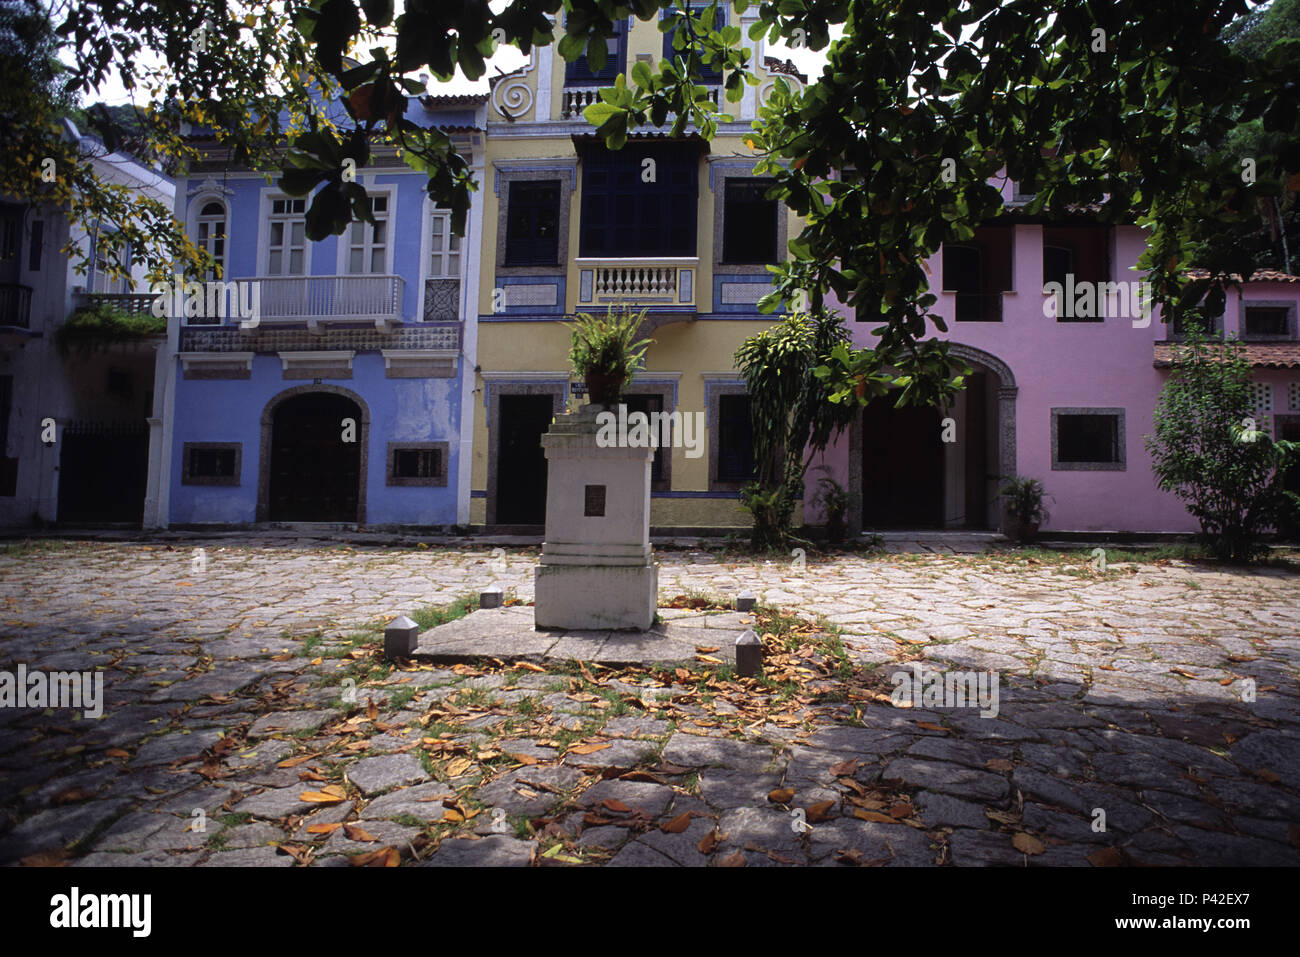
left=575, top=258, right=698, bottom=309
left=561, top=86, right=720, bottom=120
left=255, top=274, right=405, bottom=331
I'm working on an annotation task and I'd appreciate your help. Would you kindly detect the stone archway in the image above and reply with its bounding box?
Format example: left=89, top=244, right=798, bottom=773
left=257, top=384, right=371, bottom=525
left=847, top=342, right=1017, bottom=534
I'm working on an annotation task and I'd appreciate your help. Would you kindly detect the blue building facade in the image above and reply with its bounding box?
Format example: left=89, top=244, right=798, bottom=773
left=162, top=95, right=486, bottom=529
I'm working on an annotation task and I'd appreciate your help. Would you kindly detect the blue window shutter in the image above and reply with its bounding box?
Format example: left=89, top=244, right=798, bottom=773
left=564, top=17, right=628, bottom=86
left=579, top=145, right=698, bottom=258
left=661, top=5, right=726, bottom=81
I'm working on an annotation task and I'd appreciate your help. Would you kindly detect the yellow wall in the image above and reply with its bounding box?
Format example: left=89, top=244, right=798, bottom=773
left=474, top=23, right=807, bottom=523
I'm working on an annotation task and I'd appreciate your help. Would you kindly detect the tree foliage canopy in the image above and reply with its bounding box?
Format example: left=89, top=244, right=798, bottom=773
left=1, top=0, right=1295, bottom=391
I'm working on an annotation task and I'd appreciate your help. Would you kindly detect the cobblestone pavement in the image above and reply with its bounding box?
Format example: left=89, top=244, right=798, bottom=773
left=1, top=537, right=1297, bottom=867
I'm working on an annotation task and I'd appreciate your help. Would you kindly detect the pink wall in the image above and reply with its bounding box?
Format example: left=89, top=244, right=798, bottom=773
left=814, top=201, right=1300, bottom=533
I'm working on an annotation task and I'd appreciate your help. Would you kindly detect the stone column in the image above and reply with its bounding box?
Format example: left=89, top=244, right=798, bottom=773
left=997, top=385, right=1018, bottom=534
left=533, top=405, right=658, bottom=630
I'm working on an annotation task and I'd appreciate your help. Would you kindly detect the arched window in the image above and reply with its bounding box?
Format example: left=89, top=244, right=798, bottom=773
left=196, top=200, right=227, bottom=281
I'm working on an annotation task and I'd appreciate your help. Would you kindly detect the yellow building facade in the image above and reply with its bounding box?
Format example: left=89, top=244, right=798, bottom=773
left=470, top=9, right=806, bottom=528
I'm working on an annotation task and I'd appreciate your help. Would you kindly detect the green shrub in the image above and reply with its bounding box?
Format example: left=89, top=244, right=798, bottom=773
left=1146, top=330, right=1299, bottom=562
left=56, top=301, right=165, bottom=355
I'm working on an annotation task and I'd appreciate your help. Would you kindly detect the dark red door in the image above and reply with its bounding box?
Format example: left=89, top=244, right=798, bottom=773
left=268, top=393, right=362, bottom=522
left=861, top=394, right=944, bottom=528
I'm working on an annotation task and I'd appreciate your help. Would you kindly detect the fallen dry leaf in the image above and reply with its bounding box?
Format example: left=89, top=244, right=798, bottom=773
left=768, top=787, right=795, bottom=804
left=985, top=758, right=1014, bottom=772
left=601, top=799, right=632, bottom=813
left=300, top=790, right=347, bottom=804
left=51, top=788, right=93, bottom=806
left=20, top=849, right=69, bottom=867
left=1012, top=833, right=1045, bottom=855
left=806, top=800, right=836, bottom=823
left=717, top=850, right=746, bottom=867
left=1087, top=846, right=1129, bottom=867
left=277, top=754, right=317, bottom=769
left=350, top=845, right=401, bottom=867
left=853, top=809, right=897, bottom=824
left=305, top=821, right=345, bottom=835
left=343, top=824, right=379, bottom=843
left=661, top=811, right=693, bottom=834
left=916, top=721, right=949, bottom=732
left=567, top=742, right=611, bottom=756
left=828, top=758, right=860, bottom=777
left=444, top=757, right=474, bottom=777
left=275, top=843, right=314, bottom=865
left=697, top=829, right=720, bottom=854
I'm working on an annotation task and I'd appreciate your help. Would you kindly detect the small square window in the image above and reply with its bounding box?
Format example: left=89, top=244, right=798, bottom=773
left=1051, top=409, right=1125, bottom=471
left=1244, top=305, right=1292, bottom=339
left=387, top=442, right=449, bottom=487
left=183, top=442, right=241, bottom=485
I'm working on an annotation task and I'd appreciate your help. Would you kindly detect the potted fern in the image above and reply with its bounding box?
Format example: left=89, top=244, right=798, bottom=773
left=569, top=305, right=653, bottom=407
left=999, top=476, right=1051, bottom=543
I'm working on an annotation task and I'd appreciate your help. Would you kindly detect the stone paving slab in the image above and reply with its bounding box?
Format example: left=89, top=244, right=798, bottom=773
left=1, top=537, right=1298, bottom=868
left=414, top=607, right=745, bottom=666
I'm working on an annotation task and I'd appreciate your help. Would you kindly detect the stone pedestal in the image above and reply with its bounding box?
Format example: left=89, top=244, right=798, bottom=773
left=534, top=405, right=658, bottom=630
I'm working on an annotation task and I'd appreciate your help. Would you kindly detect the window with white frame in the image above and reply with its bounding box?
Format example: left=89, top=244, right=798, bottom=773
left=429, top=208, right=461, bottom=279
left=347, top=195, right=389, bottom=274
left=266, top=197, right=306, bottom=275
left=196, top=201, right=227, bottom=281
left=90, top=232, right=131, bottom=293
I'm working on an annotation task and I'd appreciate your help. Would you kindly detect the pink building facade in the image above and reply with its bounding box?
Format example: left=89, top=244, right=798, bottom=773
left=811, top=182, right=1300, bottom=535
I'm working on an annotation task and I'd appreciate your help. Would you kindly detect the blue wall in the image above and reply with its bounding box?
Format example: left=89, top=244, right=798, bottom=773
left=170, top=167, right=466, bottom=526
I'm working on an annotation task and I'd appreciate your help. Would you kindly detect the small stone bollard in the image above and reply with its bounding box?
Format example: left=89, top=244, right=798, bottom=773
left=384, top=615, right=418, bottom=660
left=735, top=628, right=762, bottom=677
left=480, top=585, right=503, bottom=609
left=735, top=589, right=756, bottom=612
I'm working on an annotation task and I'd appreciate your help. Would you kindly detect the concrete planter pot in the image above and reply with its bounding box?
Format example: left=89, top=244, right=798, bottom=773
left=1010, top=519, right=1040, bottom=544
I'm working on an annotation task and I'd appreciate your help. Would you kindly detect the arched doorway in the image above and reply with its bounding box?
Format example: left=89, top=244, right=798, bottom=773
left=260, top=388, right=367, bottom=523
left=848, top=343, right=1017, bottom=533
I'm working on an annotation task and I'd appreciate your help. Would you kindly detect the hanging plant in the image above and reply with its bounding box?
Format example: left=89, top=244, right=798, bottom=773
left=56, top=301, right=166, bottom=357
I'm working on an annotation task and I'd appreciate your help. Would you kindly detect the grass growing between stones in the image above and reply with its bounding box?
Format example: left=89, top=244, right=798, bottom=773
left=411, top=594, right=480, bottom=631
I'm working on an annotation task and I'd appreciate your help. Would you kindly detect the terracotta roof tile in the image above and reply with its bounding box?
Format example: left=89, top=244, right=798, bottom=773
left=1185, top=268, right=1300, bottom=283
left=1154, top=341, right=1300, bottom=368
